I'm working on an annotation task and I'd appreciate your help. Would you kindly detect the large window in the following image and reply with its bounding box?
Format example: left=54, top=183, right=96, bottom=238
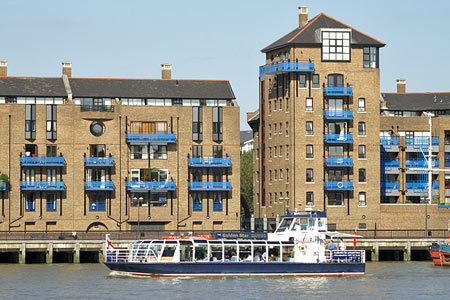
left=130, top=121, right=167, bottom=134
left=312, top=75, right=320, bottom=88
left=359, top=192, right=367, bottom=206
left=363, top=47, right=377, bottom=68
left=193, top=107, right=203, bottom=141
left=359, top=169, right=366, bottom=183
left=306, top=98, right=313, bottom=111
left=89, top=193, right=106, bottom=211
left=212, top=107, right=223, bottom=141
left=46, top=105, right=57, bottom=140
left=25, top=193, right=36, bottom=212
left=298, top=74, right=307, bottom=88
left=131, top=145, right=148, bottom=159
left=213, top=192, right=223, bottom=212
left=358, top=145, right=366, bottom=159
left=150, top=192, right=168, bottom=207
left=150, top=145, right=167, bottom=159
left=358, top=98, right=366, bottom=112
left=306, top=145, right=313, bottom=158
left=328, top=192, right=344, bottom=206
left=306, top=169, right=314, bottom=182
left=306, top=192, right=314, bottom=206
left=46, top=193, right=57, bottom=212
left=358, top=122, right=366, bottom=136
left=25, top=104, right=36, bottom=140
left=192, top=145, right=202, bottom=158
left=306, top=122, right=313, bottom=135
left=193, top=192, right=202, bottom=211
left=322, top=31, right=351, bottom=61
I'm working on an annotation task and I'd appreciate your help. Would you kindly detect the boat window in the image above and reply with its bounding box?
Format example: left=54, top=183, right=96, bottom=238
left=223, top=240, right=237, bottom=245
left=281, top=241, right=295, bottom=245
left=293, top=218, right=308, bottom=231
left=193, top=239, right=208, bottom=244
left=179, top=241, right=193, bottom=262
left=308, top=218, right=315, bottom=229
left=237, top=240, right=251, bottom=245
left=165, top=240, right=178, bottom=244
left=276, top=218, right=293, bottom=232
left=224, top=244, right=238, bottom=261
left=267, top=241, right=280, bottom=245
left=209, top=240, right=222, bottom=245
left=268, top=245, right=281, bottom=262
left=239, top=244, right=252, bottom=261
left=146, top=244, right=163, bottom=262
left=209, top=244, right=223, bottom=262
left=194, top=244, right=208, bottom=261
left=282, top=245, right=295, bottom=262
left=253, top=245, right=267, bottom=262
left=252, top=241, right=266, bottom=245
left=161, top=245, right=176, bottom=261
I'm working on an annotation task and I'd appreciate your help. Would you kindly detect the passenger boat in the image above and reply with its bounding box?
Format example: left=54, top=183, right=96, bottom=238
left=104, top=210, right=365, bottom=277
left=429, top=243, right=450, bottom=266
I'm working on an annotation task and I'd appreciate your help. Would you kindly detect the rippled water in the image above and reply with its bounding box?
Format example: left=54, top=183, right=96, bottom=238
left=0, top=262, right=448, bottom=299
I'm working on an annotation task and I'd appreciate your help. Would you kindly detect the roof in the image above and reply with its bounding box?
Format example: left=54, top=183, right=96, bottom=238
left=0, top=77, right=67, bottom=97
left=69, top=78, right=236, bottom=99
left=382, top=93, right=450, bottom=111
left=240, top=130, right=253, bottom=145
left=262, top=13, right=385, bottom=53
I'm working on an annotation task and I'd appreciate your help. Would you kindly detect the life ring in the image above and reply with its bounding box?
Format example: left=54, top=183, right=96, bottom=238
left=298, top=243, right=307, bottom=252
left=337, top=182, right=344, bottom=188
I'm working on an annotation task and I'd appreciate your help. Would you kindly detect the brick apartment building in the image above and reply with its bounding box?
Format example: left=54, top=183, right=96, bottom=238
left=250, top=7, right=450, bottom=232
left=0, top=61, right=241, bottom=232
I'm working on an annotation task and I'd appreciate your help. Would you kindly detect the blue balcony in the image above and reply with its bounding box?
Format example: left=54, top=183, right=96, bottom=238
left=405, top=160, right=439, bottom=168
left=21, top=181, right=65, bottom=191
left=324, top=157, right=353, bottom=167
left=381, top=159, right=400, bottom=170
left=89, top=202, right=106, bottom=212
left=259, top=62, right=314, bottom=78
left=323, top=86, right=353, bottom=96
left=324, top=181, right=353, bottom=191
left=213, top=202, right=223, bottom=211
left=126, top=133, right=176, bottom=144
left=323, top=110, right=353, bottom=120
left=21, top=156, right=65, bottom=167
left=85, top=181, right=114, bottom=191
left=188, top=157, right=231, bottom=167
left=85, top=157, right=115, bottom=167
left=438, top=204, right=450, bottom=208
left=380, top=137, right=400, bottom=146
left=323, top=134, right=353, bottom=143
left=381, top=181, right=400, bottom=191
left=189, top=182, right=231, bottom=191
left=193, top=202, right=203, bottom=212
left=126, top=181, right=176, bottom=191
left=406, top=181, right=440, bottom=191
left=406, top=137, right=439, bottom=147
left=0, top=182, right=6, bottom=191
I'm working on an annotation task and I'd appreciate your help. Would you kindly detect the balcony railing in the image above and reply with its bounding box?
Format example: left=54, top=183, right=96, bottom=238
left=213, top=202, right=223, bottom=211
left=126, top=133, right=176, bottom=144
left=381, top=181, right=400, bottom=191
left=81, top=105, right=114, bottom=112
left=21, top=181, right=65, bottom=191
left=324, top=181, right=353, bottom=191
left=380, top=137, right=400, bottom=146
left=21, top=156, right=65, bottom=166
left=0, top=182, right=6, bottom=191
left=89, top=202, right=106, bottom=212
left=405, top=160, right=439, bottom=168
left=189, top=182, right=232, bottom=191
left=406, top=181, right=440, bottom=190
left=193, top=202, right=203, bottom=212
left=126, top=181, right=176, bottom=191
left=324, top=157, right=353, bottom=167
left=405, top=137, right=439, bottom=146
left=188, top=157, right=231, bottom=167
left=323, top=110, right=353, bottom=120
left=85, top=157, right=115, bottom=167
left=323, top=86, right=353, bottom=96
left=323, top=134, right=353, bottom=143
left=85, top=181, right=115, bottom=191
left=259, top=62, right=315, bottom=78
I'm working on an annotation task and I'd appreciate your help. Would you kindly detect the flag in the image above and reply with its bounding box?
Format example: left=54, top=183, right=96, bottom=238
left=353, top=227, right=357, bottom=247
left=106, top=234, right=115, bottom=250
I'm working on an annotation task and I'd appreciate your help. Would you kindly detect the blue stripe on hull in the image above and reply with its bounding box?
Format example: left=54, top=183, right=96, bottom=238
left=105, top=262, right=365, bottom=277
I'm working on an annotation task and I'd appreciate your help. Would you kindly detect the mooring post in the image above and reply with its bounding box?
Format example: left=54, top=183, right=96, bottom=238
left=371, top=241, right=379, bottom=262
left=74, top=243, right=80, bottom=264
left=19, top=243, right=26, bottom=264
left=405, top=241, right=411, bottom=261
left=46, top=242, right=53, bottom=264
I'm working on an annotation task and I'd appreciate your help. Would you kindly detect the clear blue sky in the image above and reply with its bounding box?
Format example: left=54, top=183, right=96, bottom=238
left=2, top=0, right=449, bottom=129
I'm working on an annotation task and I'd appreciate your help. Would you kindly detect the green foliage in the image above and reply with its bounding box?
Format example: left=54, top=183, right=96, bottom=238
left=0, top=173, right=8, bottom=183
left=240, top=150, right=254, bottom=217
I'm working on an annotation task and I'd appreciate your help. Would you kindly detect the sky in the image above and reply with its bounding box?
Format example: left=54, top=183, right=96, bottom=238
left=1, top=0, right=450, bottom=130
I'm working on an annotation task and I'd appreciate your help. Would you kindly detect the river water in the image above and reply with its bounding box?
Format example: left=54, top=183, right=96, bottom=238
left=0, top=262, right=447, bottom=299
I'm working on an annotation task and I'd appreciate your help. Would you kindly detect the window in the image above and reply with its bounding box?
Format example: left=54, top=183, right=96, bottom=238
left=306, top=122, right=313, bottom=135
left=269, top=170, right=272, bottom=184
left=213, top=146, right=223, bottom=158
left=306, top=169, right=314, bottom=182
left=193, top=193, right=202, bottom=211
left=150, top=145, right=167, bottom=159
left=328, top=192, right=344, bottom=206
left=299, top=74, right=307, bottom=88
left=90, top=121, right=105, bottom=137
left=46, top=105, right=57, bottom=140
left=306, top=145, right=313, bottom=158
left=274, top=169, right=278, bottom=180
left=286, top=98, right=289, bottom=112
left=329, top=146, right=344, bottom=158
left=25, top=104, right=36, bottom=140
left=274, top=146, right=277, bottom=158
left=306, top=192, right=314, bottom=206
left=359, top=192, right=366, bottom=206
left=192, top=145, right=202, bottom=158
left=25, top=193, right=36, bottom=212
left=131, top=145, right=148, bottom=159
left=274, top=100, right=277, bottom=111
left=269, top=193, right=273, bottom=207
left=193, top=107, right=203, bottom=141
left=286, top=192, right=289, bottom=207
left=394, top=111, right=403, bottom=117
left=149, top=192, right=168, bottom=207
left=279, top=99, right=282, bottom=110
left=274, top=192, right=277, bottom=204
left=47, top=169, right=57, bottom=182
left=312, top=74, right=320, bottom=88
left=269, top=147, right=272, bottom=160
left=213, top=192, right=223, bottom=212
left=286, top=168, right=289, bottom=183
left=279, top=145, right=283, bottom=157
left=359, top=223, right=367, bottom=230
left=269, top=124, right=272, bottom=138
left=328, top=74, right=344, bottom=87
left=268, top=101, right=272, bottom=114
left=306, top=98, right=313, bottom=111
left=359, top=169, right=366, bottom=183
left=322, top=31, right=351, bottom=61
left=46, top=193, right=57, bottom=212
left=363, top=47, right=377, bottom=68
left=274, top=124, right=277, bottom=135
left=280, top=169, right=283, bottom=180
left=358, top=98, right=366, bottom=112
left=212, top=107, right=223, bottom=141
left=286, top=145, right=289, bottom=159
left=279, top=123, right=282, bottom=135
left=358, top=145, right=366, bottom=159
left=47, top=145, right=57, bottom=157
left=358, top=122, right=366, bottom=136
left=286, top=122, right=289, bottom=136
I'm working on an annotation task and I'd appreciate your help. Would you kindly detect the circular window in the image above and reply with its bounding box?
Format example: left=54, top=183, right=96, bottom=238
left=90, top=121, right=105, bottom=137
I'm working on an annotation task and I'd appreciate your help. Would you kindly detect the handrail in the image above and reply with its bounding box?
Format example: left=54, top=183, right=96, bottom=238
left=125, top=133, right=176, bottom=143
left=85, top=157, right=115, bottom=166
left=188, top=182, right=232, bottom=190
left=85, top=181, right=114, bottom=190
left=21, top=156, right=65, bottom=165
left=126, top=181, right=176, bottom=191
left=323, top=86, right=353, bottom=96
left=20, top=181, right=65, bottom=190
left=323, top=110, right=353, bottom=118
left=323, top=134, right=353, bottom=143
left=188, top=157, right=231, bottom=166
left=259, top=62, right=315, bottom=77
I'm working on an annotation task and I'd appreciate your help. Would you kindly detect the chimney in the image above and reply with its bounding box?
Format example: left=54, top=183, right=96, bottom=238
left=396, top=79, right=406, bottom=93
left=161, top=63, right=172, bottom=79
left=298, top=6, right=309, bottom=27
left=0, top=60, right=7, bottom=76
left=62, top=62, right=72, bottom=78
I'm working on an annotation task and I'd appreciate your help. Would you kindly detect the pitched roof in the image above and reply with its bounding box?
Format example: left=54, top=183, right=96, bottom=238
left=262, top=13, right=385, bottom=53
left=0, top=77, right=67, bottom=97
left=240, top=130, right=253, bottom=145
left=381, top=93, right=450, bottom=111
left=69, top=78, right=236, bottom=99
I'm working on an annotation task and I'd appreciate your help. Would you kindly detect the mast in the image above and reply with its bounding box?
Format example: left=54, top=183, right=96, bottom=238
left=428, top=115, right=432, bottom=204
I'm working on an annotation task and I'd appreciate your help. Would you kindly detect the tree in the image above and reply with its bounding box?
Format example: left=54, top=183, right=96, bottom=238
left=240, top=150, right=253, bottom=218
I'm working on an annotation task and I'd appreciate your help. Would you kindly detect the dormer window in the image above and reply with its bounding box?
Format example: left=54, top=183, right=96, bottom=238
left=363, top=47, right=378, bottom=68
left=322, top=30, right=351, bottom=61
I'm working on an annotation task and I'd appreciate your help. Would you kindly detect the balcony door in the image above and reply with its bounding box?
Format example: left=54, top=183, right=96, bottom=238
left=328, top=146, right=344, bottom=158
left=328, top=122, right=347, bottom=135
left=25, top=169, right=35, bottom=182
left=328, top=74, right=343, bottom=87
left=47, top=169, right=57, bottom=182
left=88, top=169, right=106, bottom=182
left=328, top=169, right=343, bottom=182
left=93, top=98, right=104, bottom=110
left=90, top=144, right=106, bottom=157
left=328, top=99, right=343, bottom=111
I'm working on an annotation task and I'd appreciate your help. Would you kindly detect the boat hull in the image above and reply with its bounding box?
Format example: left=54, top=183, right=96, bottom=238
left=429, top=243, right=450, bottom=266
left=104, top=261, right=365, bottom=277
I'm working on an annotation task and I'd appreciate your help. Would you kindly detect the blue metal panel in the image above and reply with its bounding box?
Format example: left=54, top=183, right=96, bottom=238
left=324, top=181, right=353, bottom=191
left=324, top=157, right=353, bottom=167
left=259, top=62, right=315, bottom=78
left=46, top=202, right=57, bottom=212
left=438, top=204, right=450, bottom=208
left=126, top=181, right=176, bottom=191
left=406, top=181, right=439, bottom=190
left=215, top=232, right=268, bottom=240
left=189, top=182, right=232, bottom=191
left=213, top=202, right=223, bottom=211
left=323, top=134, right=353, bottom=143
left=323, top=86, right=353, bottom=96
left=85, top=157, right=115, bottom=166
left=323, top=110, right=353, bottom=120
left=188, top=157, right=231, bottom=167
left=405, top=137, right=439, bottom=147
left=20, top=181, right=65, bottom=191
left=380, top=137, right=400, bottom=146
left=405, top=160, right=439, bottom=168
left=85, top=181, right=115, bottom=191
left=126, top=133, right=176, bottom=144
left=381, top=181, right=400, bottom=191
left=89, top=202, right=106, bottom=211
left=0, top=182, right=6, bottom=191
left=193, top=202, right=203, bottom=211
left=21, top=156, right=65, bottom=166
